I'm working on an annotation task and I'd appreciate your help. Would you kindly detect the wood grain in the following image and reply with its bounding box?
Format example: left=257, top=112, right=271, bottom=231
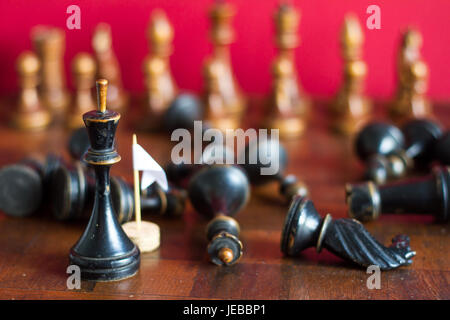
left=0, top=97, right=448, bottom=300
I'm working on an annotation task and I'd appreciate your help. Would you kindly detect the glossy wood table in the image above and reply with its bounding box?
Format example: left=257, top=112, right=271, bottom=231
left=0, top=98, right=448, bottom=300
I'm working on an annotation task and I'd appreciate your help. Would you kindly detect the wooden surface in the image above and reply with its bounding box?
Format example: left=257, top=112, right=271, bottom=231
left=0, top=97, right=448, bottom=300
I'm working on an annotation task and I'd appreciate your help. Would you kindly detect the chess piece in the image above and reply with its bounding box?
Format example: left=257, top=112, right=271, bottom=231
left=51, top=162, right=186, bottom=222
left=240, top=136, right=308, bottom=202
left=346, top=166, right=450, bottom=223
left=266, top=3, right=310, bottom=139
left=435, top=131, right=450, bottom=165
left=68, top=127, right=90, bottom=160
left=92, top=23, right=128, bottom=111
left=69, top=79, right=139, bottom=281
left=188, top=165, right=249, bottom=266
left=389, top=29, right=432, bottom=123
left=143, top=10, right=177, bottom=128
left=67, top=53, right=96, bottom=129
left=354, top=122, right=405, bottom=184
left=282, top=196, right=416, bottom=270
left=330, top=14, right=371, bottom=135
left=0, top=154, right=61, bottom=217
left=163, top=93, right=203, bottom=132
left=31, top=26, right=70, bottom=114
left=11, top=51, right=51, bottom=130
left=203, top=0, right=245, bottom=132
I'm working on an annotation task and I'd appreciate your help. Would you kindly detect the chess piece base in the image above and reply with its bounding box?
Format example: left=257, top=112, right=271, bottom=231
left=11, top=109, right=51, bottom=131
left=268, top=117, right=306, bottom=139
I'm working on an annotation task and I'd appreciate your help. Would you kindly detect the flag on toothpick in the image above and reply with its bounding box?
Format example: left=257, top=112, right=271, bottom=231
left=132, top=141, right=168, bottom=192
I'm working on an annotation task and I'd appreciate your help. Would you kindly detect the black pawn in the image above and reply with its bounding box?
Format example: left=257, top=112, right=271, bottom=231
left=68, top=127, right=90, bottom=161
left=240, top=136, right=308, bottom=201
left=355, top=122, right=405, bottom=184
left=163, top=93, right=203, bottom=132
left=346, top=166, right=450, bottom=223
left=281, top=196, right=415, bottom=270
left=435, top=131, right=450, bottom=166
left=188, top=165, right=249, bottom=266
left=69, top=79, right=140, bottom=281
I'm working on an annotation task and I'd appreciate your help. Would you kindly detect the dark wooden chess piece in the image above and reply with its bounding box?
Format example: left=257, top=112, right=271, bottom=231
left=435, top=131, right=450, bottom=165
left=69, top=79, right=139, bottom=281
left=330, top=14, right=371, bottom=135
left=51, top=161, right=187, bottom=222
left=355, top=122, right=405, bottom=184
left=0, top=154, right=60, bottom=217
left=68, top=127, right=90, bottom=161
left=92, top=23, right=128, bottom=112
left=188, top=165, right=249, bottom=266
left=281, top=196, right=416, bottom=270
left=163, top=93, right=203, bottom=132
left=266, top=3, right=310, bottom=139
left=346, top=166, right=450, bottom=223
left=240, top=136, right=308, bottom=202
left=12, top=51, right=52, bottom=130
left=31, top=26, right=70, bottom=114
left=67, top=53, right=96, bottom=129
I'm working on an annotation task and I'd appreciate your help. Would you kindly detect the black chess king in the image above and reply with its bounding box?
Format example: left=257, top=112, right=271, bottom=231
left=69, top=79, right=140, bottom=281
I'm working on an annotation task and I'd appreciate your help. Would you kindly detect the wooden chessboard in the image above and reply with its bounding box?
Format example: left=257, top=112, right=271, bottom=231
left=0, top=97, right=448, bottom=300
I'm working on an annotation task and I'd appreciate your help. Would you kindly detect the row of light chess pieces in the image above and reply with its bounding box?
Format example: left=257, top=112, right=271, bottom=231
left=10, top=2, right=433, bottom=138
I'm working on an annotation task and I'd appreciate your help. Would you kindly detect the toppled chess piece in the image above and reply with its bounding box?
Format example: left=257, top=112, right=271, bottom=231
left=389, top=29, right=432, bottom=123
left=51, top=160, right=187, bottom=222
left=92, top=23, right=128, bottom=111
left=203, top=0, right=245, bottom=132
left=143, top=9, right=177, bottom=128
left=355, top=122, right=405, bottom=184
left=188, top=165, right=249, bottom=266
left=281, top=196, right=416, bottom=270
left=69, top=79, right=139, bottom=281
left=67, top=53, right=96, bottom=129
left=0, top=154, right=60, bottom=217
left=31, top=26, right=70, bottom=114
left=346, top=166, right=450, bottom=223
left=266, top=3, right=310, bottom=139
left=240, top=136, right=308, bottom=202
left=330, top=14, right=371, bottom=135
left=12, top=51, right=52, bottom=130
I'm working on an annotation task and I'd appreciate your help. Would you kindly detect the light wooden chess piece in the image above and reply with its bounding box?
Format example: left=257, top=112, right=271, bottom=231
left=203, top=0, right=245, bottom=132
left=67, top=53, right=96, bottom=129
left=389, top=29, right=432, bottom=123
left=92, top=23, right=128, bottom=112
left=266, top=3, right=310, bottom=139
left=143, top=10, right=177, bottom=128
left=330, top=14, right=371, bottom=135
left=31, top=26, right=70, bottom=114
left=11, top=51, right=52, bottom=130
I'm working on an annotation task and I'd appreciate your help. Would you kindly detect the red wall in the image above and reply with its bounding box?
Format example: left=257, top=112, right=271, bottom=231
left=1, top=0, right=449, bottom=101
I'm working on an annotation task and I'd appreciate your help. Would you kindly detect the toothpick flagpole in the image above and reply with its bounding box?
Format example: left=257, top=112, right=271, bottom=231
left=132, top=134, right=142, bottom=231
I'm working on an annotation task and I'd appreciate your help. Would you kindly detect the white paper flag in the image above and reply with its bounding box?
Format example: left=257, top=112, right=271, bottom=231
left=132, top=143, right=168, bottom=191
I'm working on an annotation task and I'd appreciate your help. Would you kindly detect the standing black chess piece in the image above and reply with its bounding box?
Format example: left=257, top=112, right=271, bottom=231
left=163, top=93, right=203, bottom=132
left=281, top=196, right=416, bottom=270
left=240, top=136, right=307, bottom=202
left=69, top=79, right=140, bottom=281
left=68, top=127, right=90, bottom=160
left=435, top=131, right=450, bottom=166
left=346, top=166, right=450, bottom=223
left=188, top=165, right=249, bottom=266
left=0, top=154, right=60, bottom=217
left=355, top=122, right=405, bottom=184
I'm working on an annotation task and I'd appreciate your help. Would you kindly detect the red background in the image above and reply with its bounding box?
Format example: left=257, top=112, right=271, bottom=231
left=0, top=0, right=449, bottom=102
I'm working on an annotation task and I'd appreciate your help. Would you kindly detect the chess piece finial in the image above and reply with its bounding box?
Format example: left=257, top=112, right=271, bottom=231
left=240, top=136, right=308, bottom=202
left=0, top=154, right=61, bottom=217
left=389, top=29, right=432, bottom=123
left=282, top=196, right=416, bottom=270
left=31, top=26, right=70, bottom=114
left=69, top=79, right=139, bottom=281
left=67, top=53, right=96, bottom=129
left=188, top=165, right=249, bottom=266
left=330, top=14, right=371, bottom=135
left=266, top=3, right=310, bottom=139
left=12, top=51, right=52, bottom=130
left=203, top=0, right=245, bottom=132
left=92, top=23, right=128, bottom=112
left=346, top=166, right=450, bottom=223
left=354, top=122, right=405, bottom=184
